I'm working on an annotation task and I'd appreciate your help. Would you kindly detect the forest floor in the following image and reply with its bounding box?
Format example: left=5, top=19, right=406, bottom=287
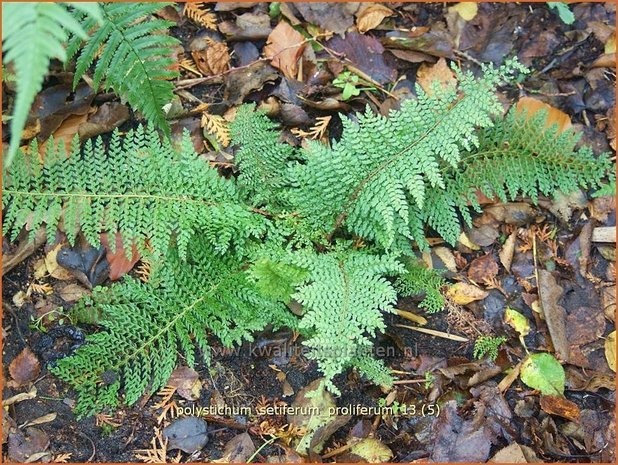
left=2, top=2, right=616, bottom=463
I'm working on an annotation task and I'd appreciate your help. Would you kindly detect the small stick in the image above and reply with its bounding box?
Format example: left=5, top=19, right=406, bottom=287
left=395, top=324, right=469, bottom=342
left=393, top=379, right=428, bottom=385
left=395, top=308, right=427, bottom=325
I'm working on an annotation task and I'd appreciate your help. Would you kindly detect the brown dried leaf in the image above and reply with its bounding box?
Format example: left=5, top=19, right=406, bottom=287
left=214, top=433, right=255, bottom=463
left=540, top=395, right=580, bottom=421
left=264, top=21, right=306, bottom=80
left=7, top=428, right=49, bottom=463
left=416, top=58, right=457, bottom=96
left=605, top=330, right=616, bottom=372
left=100, top=232, right=140, bottom=281
left=167, top=366, right=202, bottom=401
left=191, top=40, right=230, bottom=76
left=499, top=231, right=517, bottom=273
left=58, top=283, right=90, bottom=303
left=45, top=243, right=74, bottom=281
left=9, top=348, right=41, bottom=386
left=538, top=270, right=570, bottom=362
left=356, top=4, right=393, bottom=34
left=468, top=254, right=499, bottom=284
left=515, top=96, right=572, bottom=134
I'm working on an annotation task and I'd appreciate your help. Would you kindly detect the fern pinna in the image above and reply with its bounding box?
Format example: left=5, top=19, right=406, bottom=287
left=2, top=127, right=266, bottom=259
left=2, top=58, right=614, bottom=416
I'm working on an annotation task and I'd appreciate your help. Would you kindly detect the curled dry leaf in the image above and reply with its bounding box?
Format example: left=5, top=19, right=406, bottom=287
left=191, top=40, right=230, bottom=76
left=264, top=21, right=306, bottom=80
left=9, top=347, right=41, bottom=386
left=446, top=282, right=488, bottom=305
left=356, top=4, right=393, bottom=34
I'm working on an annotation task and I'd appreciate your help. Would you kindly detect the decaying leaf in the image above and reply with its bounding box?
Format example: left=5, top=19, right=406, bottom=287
left=9, top=347, right=41, bottom=386
left=349, top=437, right=393, bottom=463
left=58, top=283, right=90, bottom=303
left=167, top=366, right=202, bottom=401
left=499, top=231, right=517, bottom=272
left=515, top=96, right=572, bottom=134
left=605, top=330, right=616, bottom=372
left=540, top=395, right=580, bottom=421
left=448, top=2, right=479, bottom=21
left=505, top=307, right=530, bottom=347
left=467, top=253, right=499, bottom=284
left=537, top=270, right=570, bottom=362
left=162, top=417, right=209, bottom=454
left=191, top=39, right=230, bottom=76
left=45, top=244, right=74, bottom=281
left=356, top=4, right=393, bottom=34
left=264, top=21, right=306, bottom=80
left=214, top=432, right=255, bottom=463
left=446, top=282, right=488, bottom=305
left=416, top=58, right=457, bottom=96
left=100, top=232, right=141, bottom=281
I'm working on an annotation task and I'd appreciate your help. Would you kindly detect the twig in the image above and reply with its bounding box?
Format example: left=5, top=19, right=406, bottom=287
left=395, top=308, right=427, bottom=325
left=395, top=324, right=469, bottom=342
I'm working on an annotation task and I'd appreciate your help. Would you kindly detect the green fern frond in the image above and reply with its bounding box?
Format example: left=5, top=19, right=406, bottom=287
left=1, top=2, right=102, bottom=168
left=67, top=2, right=179, bottom=136
left=473, top=335, right=507, bottom=361
left=2, top=126, right=266, bottom=259
left=230, top=104, right=301, bottom=209
left=291, top=59, right=528, bottom=250
left=291, top=248, right=404, bottom=393
left=416, top=108, right=614, bottom=244
left=51, top=238, right=297, bottom=417
left=394, top=260, right=445, bottom=313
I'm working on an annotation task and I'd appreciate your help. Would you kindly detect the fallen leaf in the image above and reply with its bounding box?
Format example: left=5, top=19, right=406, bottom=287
left=416, top=58, right=457, bottom=96
left=45, top=244, right=74, bottom=281
left=215, top=432, right=255, bottom=463
left=605, top=331, right=616, bottom=372
left=499, top=231, right=517, bottom=272
left=485, top=203, right=539, bottom=225
left=466, top=224, right=499, bottom=247
left=162, top=417, right=209, bottom=453
left=467, top=254, right=499, bottom=284
left=449, top=2, right=478, bottom=21
left=8, top=428, right=49, bottom=463
left=458, top=231, right=480, bottom=250
left=433, top=246, right=458, bottom=273
left=489, top=443, right=528, bottom=463
left=191, top=40, right=230, bottom=76
left=446, top=282, right=488, bottom=305
left=21, top=413, right=57, bottom=428
left=515, top=96, right=572, bottom=134
left=605, top=33, right=616, bottom=54
left=100, top=232, right=140, bottom=281
left=219, top=13, right=272, bottom=41
left=293, top=2, right=359, bottom=35
left=78, top=102, right=129, bottom=141
left=349, top=437, right=393, bottom=463
left=167, top=366, right=202, bottom=401
left=264, top=21, right=306, bottom=80
left=540, top=395, right=580, bottom=421
left=3, top=387, right=37, bottom=406
left=356, top=4, right=393, bottom=34
left=520, top=353, right=565, bottom=396
left=505, top=307, right=531, bottom=343
left=602, top=286, right=615, bottom=322
left=538, top=270, right=570, bottom=362
left=9, top=348, right=41, bottom=386
left=58, top=283, right=90, bottom=303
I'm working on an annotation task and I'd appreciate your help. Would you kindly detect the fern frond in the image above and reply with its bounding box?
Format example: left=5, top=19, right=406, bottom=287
left=416, top=108, right=615, bottom=244
left=201, top=111, right=231, bottom=147
left=2, top=2, right=101, bottom=168
left=290, top=59, right=528, bottom=250
left=291, top=248, right=404, bottom=393
left=51, top=238, right=297, bottom=417
left=394, top=260, right=445, bottom=313
left=230, top=104, right=301, bottom=209
left=67, top=3, right=180, bottom=136
left=473, top=335, right=506, bottom=361
left=183, top=3, right=217, bottom=30
left=2, top=126, right=266, bottom=259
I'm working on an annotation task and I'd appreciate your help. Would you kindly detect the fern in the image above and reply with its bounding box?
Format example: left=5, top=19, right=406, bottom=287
left=2, top=126, right=266, bottom=259
left=473, top=335, right=507, bottom=361
left=51, top=238, right=297, bottom=417
left=230, top=104, right=301, bottom=209
left=1, top=2, right=102, bottom=168
left=292, top=59, right=528, bottom=251
left=417, top=108, right=614, bottom=244
left=66, top=3, right=180, bottom=136
left=290, top=247, right=404, bottom=394
left=394, top=260, right=445, bottom=313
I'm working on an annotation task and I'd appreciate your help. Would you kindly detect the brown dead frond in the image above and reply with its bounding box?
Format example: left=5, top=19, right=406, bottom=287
left=183, top=3, right=217, bottom=30
left=179, top=56, right=203, bottom=77
left=202, top=112, right=231, bottom=147
left=291, top=116, right=332, bottom=140
left=95, top=413, right=122, bottom=428
left=52, top=453, right=72, bottom=463
left=445, top=298, right=492, bottom=340
left=134, top=428, right=169, bottom=463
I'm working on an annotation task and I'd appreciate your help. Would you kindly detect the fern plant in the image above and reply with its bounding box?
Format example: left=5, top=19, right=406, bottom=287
left=1, top=2, right=102, bottom=168
left=66, top=2, right=180, bottom=136
left=51, top=238, right=297, bottom=417
left=2, top=126, right=266, bottom=259
left=3, top=57, right=614, bottom=417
